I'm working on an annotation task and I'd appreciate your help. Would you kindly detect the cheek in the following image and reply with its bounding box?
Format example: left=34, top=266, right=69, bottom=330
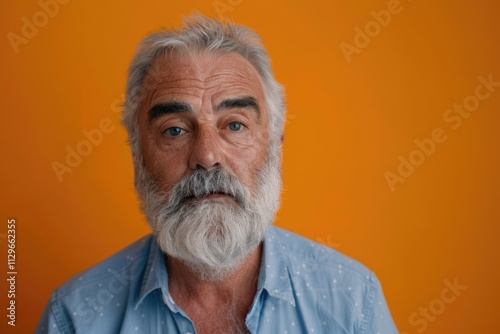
left=226, top=142, right=268, bottom=188
left=143, top=137, right=190, bottom=190
left=239, top=128, right=270, bottom=185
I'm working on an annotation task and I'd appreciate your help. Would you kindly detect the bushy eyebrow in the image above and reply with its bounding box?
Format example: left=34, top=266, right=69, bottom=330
left=215, top=96, right=260, bottom=118
left=148, top=102, right=192, bottom=123
left=147, top=96, right=260, bottom=124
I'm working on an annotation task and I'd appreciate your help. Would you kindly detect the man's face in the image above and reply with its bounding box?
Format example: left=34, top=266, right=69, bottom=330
left=139, top=51, right=271, bottom=197
left=134, top=51, right=281, bottom=281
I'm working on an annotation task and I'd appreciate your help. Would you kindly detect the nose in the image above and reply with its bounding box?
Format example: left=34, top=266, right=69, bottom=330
left=188, top=125, right=222, bottom=171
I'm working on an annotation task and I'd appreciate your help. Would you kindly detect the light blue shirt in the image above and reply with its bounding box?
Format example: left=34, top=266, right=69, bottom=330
left=36, top=227, right=399, bottom=333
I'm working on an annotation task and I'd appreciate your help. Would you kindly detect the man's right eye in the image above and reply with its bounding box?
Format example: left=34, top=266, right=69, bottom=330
left=164, top=127, right=185, bottom=137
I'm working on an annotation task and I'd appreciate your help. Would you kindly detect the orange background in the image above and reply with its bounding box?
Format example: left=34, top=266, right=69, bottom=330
left=1, top=0, right=499, bottom=333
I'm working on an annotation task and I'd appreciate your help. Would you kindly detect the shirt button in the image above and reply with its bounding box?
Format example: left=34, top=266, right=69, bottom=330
left=185, top=332, right=193, bottom=334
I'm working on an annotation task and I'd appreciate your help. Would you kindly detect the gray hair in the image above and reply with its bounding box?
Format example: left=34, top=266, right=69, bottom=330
left=122, top=15, right=286, bottom=167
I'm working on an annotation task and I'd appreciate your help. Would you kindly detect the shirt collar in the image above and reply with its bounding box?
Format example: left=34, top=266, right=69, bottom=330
left=258, top=227, right=295, bottom=306
left=135, top=236, right=170, bottom=310
left=135, top=227, right=296, bottom=309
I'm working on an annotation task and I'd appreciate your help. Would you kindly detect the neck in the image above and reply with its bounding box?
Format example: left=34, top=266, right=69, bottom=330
left=166, top=245, right=262, bottom=333
left=167, top=244, right=262, bottom=303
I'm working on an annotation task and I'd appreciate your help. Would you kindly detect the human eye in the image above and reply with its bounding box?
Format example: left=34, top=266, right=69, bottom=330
left=164, top=126, right=186, bottom=137
left=228, top=121, right=245, bottom=132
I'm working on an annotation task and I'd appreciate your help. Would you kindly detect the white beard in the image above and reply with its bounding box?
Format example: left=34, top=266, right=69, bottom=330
left=135, top=147, right=282, bottom=281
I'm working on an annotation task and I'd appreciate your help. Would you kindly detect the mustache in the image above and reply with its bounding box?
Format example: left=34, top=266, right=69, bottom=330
left=166, top=168, right=249, bottom=208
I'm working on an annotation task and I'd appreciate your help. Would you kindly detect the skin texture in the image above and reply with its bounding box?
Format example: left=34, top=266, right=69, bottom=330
left=139, top=51, right=270, bottom=196
left=138, top=51, right=271, bottom=333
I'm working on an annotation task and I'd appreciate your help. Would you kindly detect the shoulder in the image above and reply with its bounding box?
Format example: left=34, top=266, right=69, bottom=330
left=51, top=234, right=154, bottom=301
left=268, top=227, right=389, bottom=330
left=269, top=226, right=373, bottom=284
left=37, top=235, right=155, bottom=333
left=265, top=227, right=398, bottom=333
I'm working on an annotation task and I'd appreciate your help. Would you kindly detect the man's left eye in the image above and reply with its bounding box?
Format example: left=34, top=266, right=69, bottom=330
left=228, top=122, right=243, bottom=131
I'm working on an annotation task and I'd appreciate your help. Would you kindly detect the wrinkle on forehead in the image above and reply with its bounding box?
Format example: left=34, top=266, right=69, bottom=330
left=137, top=50, right=271, bottom=137
left=142, top=51, right=266, bottom=103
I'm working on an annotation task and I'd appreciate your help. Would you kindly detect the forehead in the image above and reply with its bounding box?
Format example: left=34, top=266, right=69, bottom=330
left=142, top=50, right=266, bottom=102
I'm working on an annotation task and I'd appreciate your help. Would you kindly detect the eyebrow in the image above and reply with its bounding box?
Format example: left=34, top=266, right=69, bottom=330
left=147, top=96, right=260, bottom=124
left=148, top=102, right=192, bottom=123
left=215, top=96, right=260, bottom=117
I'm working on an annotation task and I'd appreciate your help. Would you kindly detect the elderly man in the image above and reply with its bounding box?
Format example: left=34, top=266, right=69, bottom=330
left=37, top=16, right=398, bottom=334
